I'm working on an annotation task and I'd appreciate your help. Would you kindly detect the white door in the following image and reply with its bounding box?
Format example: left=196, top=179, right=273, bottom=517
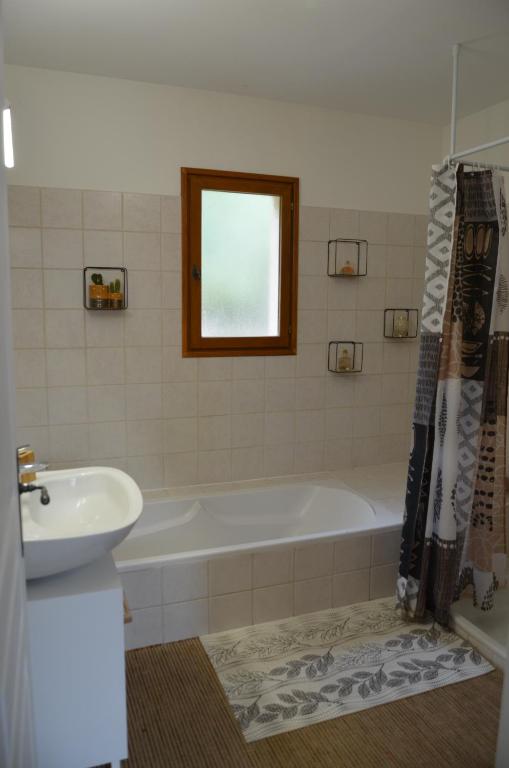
left=0, top=2, right=36, bottom=764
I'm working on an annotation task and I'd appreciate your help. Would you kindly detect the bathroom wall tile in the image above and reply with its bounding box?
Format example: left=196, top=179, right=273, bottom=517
left=83, top=230, right=123, bottom=266
left=127, top=455, right=164, bottom=490
left=163, top=382, right=198, bottom=418
left=332, top=569, right=370, bottom=607
left=296, top=377, right=325, bottom=410
left=41, top=188, right=82, bottom=229
left=124, top=309, right=162, bottom=347
left=161, top=272, right=180, bottom=309
left=333, top=536, right=371, bottom=573
left=323, top=438, right=352, bottom=471
left=232, top=446, right=264, bottom=481
left=414, top=214, right=428, bottom=247
left=42, top=229, right=83, bottom=269
left=209, top=554, right=252, bottom=596
left=359, top=211, right=387, bottom=244
left=354, top=374, right=382, bottom=407
left=265, top=356, right=296, bottom=379
left=232, top=356, right=265, bottom=380
left=264, top=411, right=295, bottom=446
left=164, top=418, right=198, bottom=453
left=121, top=568, right=162, bottom=609
left=15, top=388, right=48, bottom=427
left=162, top=346, right=197, bottom=382
left=123, top=193, right=160, bottom=232
left=198, top=358, right=233, bottom=381
left=198, top=449, right=231, bottom=483
left=163, top=560, right=208, bottom=604
left=382, top=373, right=409, bottom=405
left=125, top=606, right=163, bottom=650
left=370, top=563, right=399, bottom=599
left=232, top=379, right=265, bottom=414
left=86, top=348, right=124, bottom=386
left=366, top=244, right=386, bottom=278
left=128, top=270, right=162, bottom=309
left=198, top=381, right=231, bottom=416
left=163, top=451, right=198, bottom=486
left=11, top=268, right=43, bottom=309
left=294, top=576, right=331, bottom=615
left=263, top=444, right=294, bottom=477
left=352, top=436, right=386, bottom=467
left=385, top=278, right=413, bottom=307
left=299, top=241, right=326, bottom=276
left=45, top=309, right=84, bottom=348
left=266, top=378, right=295, bottom=412
left=299, top=276, right=327, bottom=310
left=325, top=376, right=355, bottom=408
left=325, top=408, right=353, bottom=440
left=127, top=419, right=164, bottom=456
left=8, top=186, right=41, bottom=227
left=46, top=348, right=86, bottom=386
left=327, top=310, right=356, bottom=341
left=295, top=409, right=324, bottom=443
left=163, top=599, right=209, bottom=642
left=361, top=343, right=383, bottom=375
left=161, top=233, right=181, bottom=271
left=298, top=310, right=327, bottom=343
left=380, top=404, right=411, bottom=436
left=89, top=421, right=127, bottom=458
left=253, top=549, right=294, bottom=589
left=43, top=269, right=82, bottom=309
left=9, top=227, right=42, bottom=268
left=161, top=196, right=181, bottom=233
left=413, top=246, right=426, bottom=281
left=83, top=190, right=122, bottom=230
left=48, top=386, right=88, bottom=425
left=294, top=542, right=333, bottom=581
left=17, top=425, right=49, bottom=460
left=231, top=413, right=264, bottom=448
left=383, top=343, right=410, bottom=374
left=162, top=309, right=180, bottom=346
left=386, top=246, right=413, bottom=278
left=85, top=312, right=124, bottom=350
left=386, top=213, right=415, bottom=246
left=330, top=208, right=360, bottom=240
left=357, top=279, right=386, bottom=312
left=125, top=383, right=163, bottom=420
left=373, top=530, right=402, bottom=566
left=12, top=309, right=44, bottom=349
left=326, top=279, right=357, bottom=311
left=14, top=349, right=46, bottom=389
left=355, top=310, right=384, bottom=342
left=124, top=232, right=161, bottom=271
left=352, top=405, right=380, bottom=438
left=209, top=592, right=252, bottom=633
left=87, top=385, right=126, bottom=422
left=253, top=584, right=294, bottom=624
left=198, top=415, right=231, bottom=451
left=296, top=344, right=326, bottom=378
left=48, top=424, right=89, bottom=461
left=125, top=347, right=162, bottom=383
left=300, top=206, right=330, bottom=242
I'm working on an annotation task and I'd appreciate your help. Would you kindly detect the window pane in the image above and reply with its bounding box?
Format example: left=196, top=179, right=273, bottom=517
left=201, top=190, right=281, bottom=337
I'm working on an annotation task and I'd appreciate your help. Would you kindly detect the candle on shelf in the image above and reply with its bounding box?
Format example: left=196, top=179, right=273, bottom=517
left=393, top=311, right=409, bottom=337
left=340, top=259, right=356, bottom=275
left=337, top=348, right=353, bottom=371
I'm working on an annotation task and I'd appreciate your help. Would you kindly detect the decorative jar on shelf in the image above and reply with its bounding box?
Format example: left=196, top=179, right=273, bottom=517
left=89, top=273, right=109, bottom=309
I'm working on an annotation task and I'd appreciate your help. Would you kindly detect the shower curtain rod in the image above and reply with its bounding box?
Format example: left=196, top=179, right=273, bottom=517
left=443, top=42, right=509, bottom=172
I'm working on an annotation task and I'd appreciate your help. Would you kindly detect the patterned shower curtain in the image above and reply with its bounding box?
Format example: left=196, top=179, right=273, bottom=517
left=397, top=164, right=509, bottom=625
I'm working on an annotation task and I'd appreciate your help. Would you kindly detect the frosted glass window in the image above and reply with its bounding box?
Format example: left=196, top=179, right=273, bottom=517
left=201, top=190, right=281, bottom=338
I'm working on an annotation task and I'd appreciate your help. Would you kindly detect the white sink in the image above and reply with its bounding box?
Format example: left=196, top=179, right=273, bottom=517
left=22, top=466, right=143, bottom=580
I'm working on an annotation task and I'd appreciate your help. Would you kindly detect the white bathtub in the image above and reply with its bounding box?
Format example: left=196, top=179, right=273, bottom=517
left=114, top=471, right=404, bottom=650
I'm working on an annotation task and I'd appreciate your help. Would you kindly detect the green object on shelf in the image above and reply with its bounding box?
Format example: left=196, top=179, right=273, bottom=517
left=109, top=281, right=115, bottom=292
left=114, top=278, right=121, bottom=293
left=91, top=273, right=103, bottom=285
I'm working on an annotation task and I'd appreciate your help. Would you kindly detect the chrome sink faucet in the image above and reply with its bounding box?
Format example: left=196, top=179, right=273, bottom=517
left=17, top=446, right=51, bottom=505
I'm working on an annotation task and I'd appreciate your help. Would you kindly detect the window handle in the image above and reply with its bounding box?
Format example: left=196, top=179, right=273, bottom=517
left=192, top=265, right=201, bottom=280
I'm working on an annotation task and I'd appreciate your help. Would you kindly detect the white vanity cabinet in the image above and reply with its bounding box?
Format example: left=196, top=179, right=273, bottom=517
left=26, top=554, right=127, bottom=768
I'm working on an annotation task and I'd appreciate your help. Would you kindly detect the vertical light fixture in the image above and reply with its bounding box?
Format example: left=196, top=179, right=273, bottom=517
left=3, top=104, right=14, bottom=168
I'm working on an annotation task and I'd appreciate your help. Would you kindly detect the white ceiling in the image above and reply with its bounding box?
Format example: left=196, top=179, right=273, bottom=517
left=4, top=0, right=509, bottom=124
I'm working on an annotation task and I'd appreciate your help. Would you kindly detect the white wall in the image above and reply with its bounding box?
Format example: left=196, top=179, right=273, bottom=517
left=5, top=65, right=441, bottom=214
left=443, top=97, right=509, bottom=167
left=0, top=10, right=35, bottom=767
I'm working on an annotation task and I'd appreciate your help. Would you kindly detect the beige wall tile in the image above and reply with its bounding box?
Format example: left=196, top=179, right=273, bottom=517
left=359, top=211, right=387, bottom=244
left=299, top=241, right=326, bottom=276
left=14, top=349, right=46, bottom=389
left=163, top=382, right=198, bottom=418
left=12, top=309, right=44, bottom=349
left=164, top=418, right=198, bottom=454
left=232, top=379, right=264, bottom=414
left=161, top=232, right=181, bottom=271
left=123, top=193, right=160, bottom=232
left=294, top=576, right=331, bottom=614
left=43, top=269, right=82, bottom=308
left=45, top=309, right=84, bottom=348
left=48, top=386, right=88, bottom=425
left=330, top=208, right=360, bottom=240
left=296, top=344, right=326, bottom=378
left=11, top=268, right=43, bottom=308
left=333, top=536, right=371, bottom=572
left=128, top=455, right=164, bottom=489
left=9, top=227, right=42, bottom=268
left=295, top=542, right=333, bottom=581
left=89, top=421, right=126, bottom=458
left=125, top=383, right=163, bottom=420
left=263, top=444, right=294, bottom=477
left=124, top=232, right=161, bottom=271
left=372, top=530, right=401, bottom=566
left=162, top=560, right=208, bottom=604
left=48, top=424, right=89, bottom=461
left=198, top=381, right=231, bottom=416
left=325, top=408, right=353, bottom=440
left=125, top=347, right=162, bottom=383
left=121, top=568, right=162, bottom=609
left=83, top=190, right=122, bottom=230
left=253, top=584, right=293, bottom=624
left=295, top=409, right=324, bottom=443
left=386, top=213, right=415, bottom=246
left=83, top=230, right=123, bottom=266
left=124, top=309, right=162, bottom=346
left=42, top=229, right=83, bottom=269
left=86, top=348, right=124, bottom=386
left=253, top=549, right=294, bottom=589
left=298, top=309, right=327, bottom=343
left=299, top=206, right=330, bottom=242
left=370, top=563, right=399, bottom=599
left=231, top=413, right=264, bottom=448
left=295, top=377, right=326, bottom=413
left=332, top=569, right=370, bottom=607
left=265, top=378, right=295, bottom=412
left=125, top=607, right=163, bottom=650
left=264, top=411, right=295, bottom=445
left=87, top=385, right=126, bottom=422
left=209, top=592, right=252, bottom=633
left=126, top=419, right=164, bottom=456
left=85, top=311, right=124, bottom=347
left=163, top=451, right=198, bottom=486
left=198, top=357, right=232, bottom=381
left=15, top=388, right=48, bottom=427
left=198, top=449, right=231, bottom=483
left=41, top=188, right=82, bottom=229
left=163, top=600, right=209, bottom=642
left=323, top=438, right=352, bottom=470
left=8, top=186, right=41, bottom=227
left=198, top=415, right=231, bottom=451
left=294, top=440, right=324, bottom=472
left=46, top=348, right=86, bottom=386
left=161, top=196, right=181, bottom=234
left=209, top=554, right=252, bottom=596
left=232, top=446, right=264, bottom=481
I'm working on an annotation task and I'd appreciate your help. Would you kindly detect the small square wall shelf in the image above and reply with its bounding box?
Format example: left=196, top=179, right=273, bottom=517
left=328, top=341, right=363, bottom=373
left=328, top=238, right=368, bottom=277
left=384, top=308, right=418, bottom=339
left=83, top=267, right=128, bottom=310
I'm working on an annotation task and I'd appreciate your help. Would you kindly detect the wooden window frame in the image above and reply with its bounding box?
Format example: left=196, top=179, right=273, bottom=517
left=181, top=167, right=299, bottom=357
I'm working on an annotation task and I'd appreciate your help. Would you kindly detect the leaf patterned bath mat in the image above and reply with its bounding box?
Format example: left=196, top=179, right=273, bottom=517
left=200, top=597, right=493, bottom=742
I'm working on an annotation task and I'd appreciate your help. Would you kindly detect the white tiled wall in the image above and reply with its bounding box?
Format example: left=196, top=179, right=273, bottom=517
left=9, top=185, right=426, bottom=489
left=122, top=529, right=401, bottom=649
